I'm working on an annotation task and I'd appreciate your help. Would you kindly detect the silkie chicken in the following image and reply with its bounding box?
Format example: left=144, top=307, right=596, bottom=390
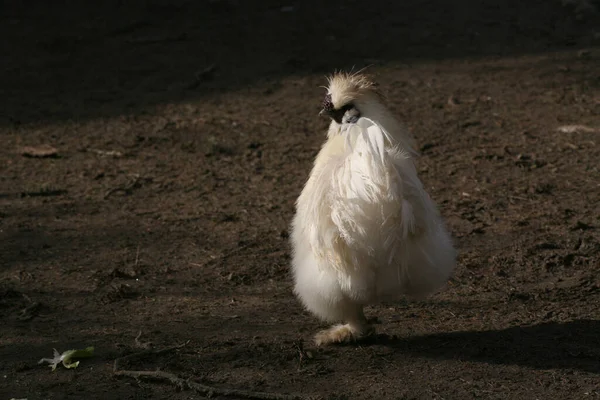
left=290, top=72, right=456, bottom=346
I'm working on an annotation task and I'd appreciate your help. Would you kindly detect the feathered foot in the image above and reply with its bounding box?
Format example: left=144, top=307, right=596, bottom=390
left=314, top=322, right=375, bottom=346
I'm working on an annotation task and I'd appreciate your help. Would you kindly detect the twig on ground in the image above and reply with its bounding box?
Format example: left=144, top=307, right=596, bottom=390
left=113, top=343, right=187, bottom=371
left=17, top=301, right=41, bottom=321
left=134, top=331, right=152, bottom=349
left=134, top=245, right=140, bottom=267
left=104, top=174, right=147, bottom=199
left=87, top=148, right=124, bottom=158
left=20, top=144, right=58, bottom=158
left=189, top=242, right=252, bottom=268
left=557, top=124, right=599, bottom=133
left=113, top=343, right=309, bottom=400
left=115, top=369, right=307, bottom=400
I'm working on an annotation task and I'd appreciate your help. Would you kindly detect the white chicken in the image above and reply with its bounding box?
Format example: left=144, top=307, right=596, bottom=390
left=290, top=72, right=456, bottom=346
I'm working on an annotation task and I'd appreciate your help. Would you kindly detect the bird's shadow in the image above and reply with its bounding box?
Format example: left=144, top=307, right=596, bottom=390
left=358, top=319, right=600, bottom=373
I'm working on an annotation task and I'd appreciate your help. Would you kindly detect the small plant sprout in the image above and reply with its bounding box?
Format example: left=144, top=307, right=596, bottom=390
left=38, top=347, right=94, bottom=371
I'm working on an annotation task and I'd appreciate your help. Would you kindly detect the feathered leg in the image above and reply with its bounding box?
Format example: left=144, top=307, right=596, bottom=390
left=314, top=304, right=374, bottom=346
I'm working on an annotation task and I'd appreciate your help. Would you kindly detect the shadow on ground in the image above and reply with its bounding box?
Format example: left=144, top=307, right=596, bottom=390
left=1, top=0, right=598, bottom=125
left=365, top=319, right=600, bottom=373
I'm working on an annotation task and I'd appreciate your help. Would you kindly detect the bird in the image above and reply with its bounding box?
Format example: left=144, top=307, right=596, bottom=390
left=290, top=71, right=456, bottom=346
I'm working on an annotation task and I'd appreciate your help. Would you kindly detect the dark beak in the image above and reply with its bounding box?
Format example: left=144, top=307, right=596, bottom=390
left=319, top=108, right=330, bottom=117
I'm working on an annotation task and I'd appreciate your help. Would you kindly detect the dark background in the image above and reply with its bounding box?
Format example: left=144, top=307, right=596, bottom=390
left=1, top=1, right=599, bottom=399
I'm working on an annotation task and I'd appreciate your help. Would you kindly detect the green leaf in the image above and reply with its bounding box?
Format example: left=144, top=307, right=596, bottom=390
left=61, top=347, right=94, bottom=369
left=38, top=346, right=94, bottom=371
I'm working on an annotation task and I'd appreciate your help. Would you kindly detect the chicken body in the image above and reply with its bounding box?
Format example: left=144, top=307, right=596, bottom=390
left=290, top=73, right=456, bottom=345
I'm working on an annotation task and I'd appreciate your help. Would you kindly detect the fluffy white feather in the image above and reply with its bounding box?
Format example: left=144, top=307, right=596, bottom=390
left=291, top=72, right=456, bottom=345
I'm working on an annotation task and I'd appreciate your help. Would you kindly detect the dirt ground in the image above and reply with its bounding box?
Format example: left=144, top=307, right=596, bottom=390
left=1, top=1, right=600, bottom=399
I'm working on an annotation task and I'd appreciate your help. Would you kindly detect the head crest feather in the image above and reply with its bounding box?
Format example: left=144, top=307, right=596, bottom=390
left=325, top=71, right=383, bottom=108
